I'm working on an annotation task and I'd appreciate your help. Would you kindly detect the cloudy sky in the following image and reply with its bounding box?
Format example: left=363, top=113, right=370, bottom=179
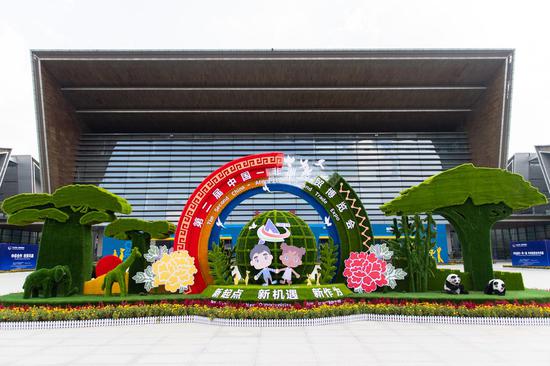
left=0, top=0, right=548, bottom=159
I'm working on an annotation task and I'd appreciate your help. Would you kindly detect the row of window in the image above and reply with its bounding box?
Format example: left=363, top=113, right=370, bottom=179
left=75, top=133, right=471, bottom=224
left=0, top=228, right=41, bottom=245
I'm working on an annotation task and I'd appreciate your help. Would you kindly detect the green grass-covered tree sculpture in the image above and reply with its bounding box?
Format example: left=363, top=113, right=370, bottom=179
left=380, top=163, right=548, bottom=290
left=104, top=218, right=175, bottom=294
left=1, top=185, right=132, bottom=293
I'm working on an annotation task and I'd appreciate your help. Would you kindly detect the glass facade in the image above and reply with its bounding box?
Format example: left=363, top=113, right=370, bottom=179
left=75, top=132, right=470, bottom=225
left=0, top=227, right=41, bottom=245
left=450, top=223, right=550, bottom=260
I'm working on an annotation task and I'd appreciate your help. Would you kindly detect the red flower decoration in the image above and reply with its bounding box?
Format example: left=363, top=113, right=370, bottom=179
left=343, top=252, right=388, bottom=293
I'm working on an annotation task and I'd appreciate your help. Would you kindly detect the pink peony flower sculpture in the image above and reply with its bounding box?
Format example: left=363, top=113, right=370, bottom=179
left=343, top=252, right=388, bottom=293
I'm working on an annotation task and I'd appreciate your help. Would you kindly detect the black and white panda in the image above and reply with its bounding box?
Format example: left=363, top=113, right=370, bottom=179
left=484, top=279, right=506, bottom=296
left=444, top=273, right=469, bottom=294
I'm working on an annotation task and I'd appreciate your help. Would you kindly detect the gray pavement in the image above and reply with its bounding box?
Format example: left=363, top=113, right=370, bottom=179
left=1, top=321, right=549, bottom=366
left=1, top=264, right=550, bottom=365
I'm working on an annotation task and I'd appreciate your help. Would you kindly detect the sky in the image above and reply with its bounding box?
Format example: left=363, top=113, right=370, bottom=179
left=0, top=0, right=549, bottom=160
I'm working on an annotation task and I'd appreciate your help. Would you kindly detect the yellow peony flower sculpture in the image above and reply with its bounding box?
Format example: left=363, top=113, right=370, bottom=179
left=133, top=244, right=198, bottom=293
left=151, top=250, right=198, bottom=293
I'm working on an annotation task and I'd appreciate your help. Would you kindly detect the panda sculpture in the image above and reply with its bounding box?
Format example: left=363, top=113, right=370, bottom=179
left=484, top=279, right=506, bottom=296
left=444, top=274, right=469, bottom=294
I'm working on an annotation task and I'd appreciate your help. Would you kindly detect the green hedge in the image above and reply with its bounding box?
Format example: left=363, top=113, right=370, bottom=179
left=494, top=271, right=525, bottom=291
left=390, top=265, right=524, bottom=292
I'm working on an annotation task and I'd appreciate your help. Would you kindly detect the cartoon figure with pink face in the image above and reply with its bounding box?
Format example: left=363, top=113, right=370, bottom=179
left=279, top=243, right=306, bottom=285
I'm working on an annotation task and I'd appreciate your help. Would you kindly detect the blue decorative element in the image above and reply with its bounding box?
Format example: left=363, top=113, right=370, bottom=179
left=208, top=183, right=340, bottom=251
left=0, top=243, right=38, bottom=270
left=101, top=236, right=132, bottom=260
left=264, top=219, right=279, bottom=234
left=511, top=240, right=550, bottom=266
left=369, top=223, right=449, bottom=263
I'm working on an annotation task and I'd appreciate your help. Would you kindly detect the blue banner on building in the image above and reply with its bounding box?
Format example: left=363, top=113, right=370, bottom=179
left=370, top=223, right=449, bottom=264
left=0, top=243, right=39, bottom=271
left=511, top=240, right=550, bottom=266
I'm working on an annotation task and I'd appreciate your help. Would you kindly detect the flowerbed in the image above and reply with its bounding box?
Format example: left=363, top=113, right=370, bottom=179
left=2, top=299, right=550, bottom=322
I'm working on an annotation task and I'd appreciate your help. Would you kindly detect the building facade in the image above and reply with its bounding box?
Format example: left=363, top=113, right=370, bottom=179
left=0, top=152, right=42, bottom=247
left=482, top=148, right=550, bottom=259
left=31, top=49, right=515, bottom=259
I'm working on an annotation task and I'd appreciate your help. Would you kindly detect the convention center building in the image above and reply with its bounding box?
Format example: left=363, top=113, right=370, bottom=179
left=30, top=49, right=515, bottom=260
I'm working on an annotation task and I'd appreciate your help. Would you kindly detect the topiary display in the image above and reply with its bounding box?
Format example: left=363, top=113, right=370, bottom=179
left=380, top=164, right=548, bottom=290
left=387, top=214, right=436, bottom=292
left=319, top=238, right=338, bottom=284
left=102, top=247, right=142, bottom=296
left=1, top=185, right=132, bottom=294
left=208, top=242, right=233, bottom=285
left=235, top=210, right=317, bottom=284
left=104, top=218, right=175, bottom=294
left=22, top=265, right=76, bottom=298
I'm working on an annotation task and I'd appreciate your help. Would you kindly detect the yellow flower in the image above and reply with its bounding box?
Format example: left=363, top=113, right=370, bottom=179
left=151, top=250, right=198, bottom=293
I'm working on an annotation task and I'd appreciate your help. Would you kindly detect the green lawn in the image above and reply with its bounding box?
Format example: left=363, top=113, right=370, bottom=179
left=0, top=292, right=202, bottom=306
left=2, top=286, right=549, bottom=306
left=350, top=289, right=550, bottom=303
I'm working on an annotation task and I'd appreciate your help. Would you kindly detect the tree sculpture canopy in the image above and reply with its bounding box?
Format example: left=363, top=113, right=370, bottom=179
left=380, top=163, right=547, bottom=216
left=380, top=164, right=547, bottom=290
left=104, top=218, right=175, bottom=240
left=2, top=185, right=132, bottom=226
left=1, top=184, right=132, bottom=293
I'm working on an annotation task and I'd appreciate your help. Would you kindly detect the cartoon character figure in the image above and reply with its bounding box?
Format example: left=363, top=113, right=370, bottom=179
left=279, top=243, right=306, bottom=285
left=250, top=243, right=278, bottom=285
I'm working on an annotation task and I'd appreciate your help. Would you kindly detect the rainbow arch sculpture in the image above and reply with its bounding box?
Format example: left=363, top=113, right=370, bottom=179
left=174, top=152, right=373, bottom=293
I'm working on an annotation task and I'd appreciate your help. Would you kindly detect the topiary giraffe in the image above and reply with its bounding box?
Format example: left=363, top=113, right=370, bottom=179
left=102, top=247, right=142, bottom=296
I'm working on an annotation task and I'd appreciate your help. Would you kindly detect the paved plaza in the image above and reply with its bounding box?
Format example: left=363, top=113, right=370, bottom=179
left=1, top=264, right=549, bottom=366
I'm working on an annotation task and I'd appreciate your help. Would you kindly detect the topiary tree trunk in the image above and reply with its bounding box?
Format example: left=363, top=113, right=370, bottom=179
left=435, top=199, right=512, bottom=290
left=127, top=231, right=150, bottom=294
left=36, top=212, right=93, bottom=294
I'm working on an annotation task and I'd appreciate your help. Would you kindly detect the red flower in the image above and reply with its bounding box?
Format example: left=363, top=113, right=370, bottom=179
left=343, top=252, right=388, bottom=293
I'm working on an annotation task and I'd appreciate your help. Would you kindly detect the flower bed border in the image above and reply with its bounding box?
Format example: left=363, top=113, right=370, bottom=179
left=2, top=313, right=550, bottom=330
left=2, top=299, right=550, bottom=326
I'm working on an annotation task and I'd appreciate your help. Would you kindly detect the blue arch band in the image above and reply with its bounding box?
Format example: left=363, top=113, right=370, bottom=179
left=207, top=183, right=340, bottom=249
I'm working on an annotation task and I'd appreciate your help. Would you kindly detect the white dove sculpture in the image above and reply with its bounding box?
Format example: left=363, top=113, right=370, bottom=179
left=215, top=217, right=225, bottom=228
left=314, top=159, right=326, bottom=170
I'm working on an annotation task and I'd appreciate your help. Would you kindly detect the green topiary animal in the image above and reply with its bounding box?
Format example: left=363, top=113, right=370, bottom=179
left=102, top=247, right=142, bottom=296
left=104, top=218, right=175, bottom=294
left=23, top=265, right=76, bottom=298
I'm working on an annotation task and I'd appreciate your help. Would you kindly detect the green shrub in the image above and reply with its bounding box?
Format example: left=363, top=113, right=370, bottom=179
left=427, top=268, right=473, bottom=291
left=494, top=271, right=525, bottom=291
left=387, top=214, right=436, bottom=292
left=319, top=238, right=338, bottom=284
left=208, top=242, right=233, bottom=285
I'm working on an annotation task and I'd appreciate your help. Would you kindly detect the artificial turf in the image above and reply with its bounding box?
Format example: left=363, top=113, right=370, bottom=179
left=1, top=287, right=549, bottom=306
left=0, top=292, right=202, bottom=306
left=349, top=289, right=550, bottom=303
